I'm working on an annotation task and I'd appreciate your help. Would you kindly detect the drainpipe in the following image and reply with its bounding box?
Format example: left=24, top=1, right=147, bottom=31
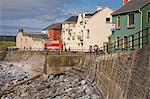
left=139, top=9, right=143, bottom=48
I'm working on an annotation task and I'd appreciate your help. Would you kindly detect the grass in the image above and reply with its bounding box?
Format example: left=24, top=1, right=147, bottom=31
left=0, top=41, right=16, bottom=47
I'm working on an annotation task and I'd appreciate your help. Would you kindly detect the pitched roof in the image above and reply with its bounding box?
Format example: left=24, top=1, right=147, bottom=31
left=65, top=16, right=78, bottom=23
left=22, top=32, right=48, bottom=39
left=43, top=23, right=62, bottom=30
left=112, top=0, right=150, bottom=15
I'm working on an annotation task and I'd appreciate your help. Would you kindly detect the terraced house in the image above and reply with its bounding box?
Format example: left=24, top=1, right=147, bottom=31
left=16, top=29, right=49, bottom=51
left=109, top=0, right=150, bottom=53
left=62, top=6, right=113, bottom=52
left=62, top=16, right=81, bottom=51
left=43, top=23, right=62, bottom=50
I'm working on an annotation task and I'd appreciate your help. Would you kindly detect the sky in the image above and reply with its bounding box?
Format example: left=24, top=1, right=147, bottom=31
left=0, top=0, right=122, bottom=36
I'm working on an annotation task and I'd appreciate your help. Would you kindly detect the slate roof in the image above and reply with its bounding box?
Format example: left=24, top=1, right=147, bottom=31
left=22, top=32, right=48, bottom=39
left=65, top=16, right=78, bottom=23
left=112, top=0, right=150, bottom=15
left=43, top=23, right=62, bottom=30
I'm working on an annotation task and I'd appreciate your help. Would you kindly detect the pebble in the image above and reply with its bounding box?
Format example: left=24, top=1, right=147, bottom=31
left=0, top=61, right=103, bottom=99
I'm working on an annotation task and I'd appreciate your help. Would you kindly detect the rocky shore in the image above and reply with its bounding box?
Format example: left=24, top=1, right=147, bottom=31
left=0, top=62, right=103, bottom=99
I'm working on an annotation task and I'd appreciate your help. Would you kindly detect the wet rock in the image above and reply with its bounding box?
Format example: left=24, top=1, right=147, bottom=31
left=0, top=62, right=102, bottom=99
left=81, top=80, right=87, bottom=85
left=9, top=63, right=14, bottom=67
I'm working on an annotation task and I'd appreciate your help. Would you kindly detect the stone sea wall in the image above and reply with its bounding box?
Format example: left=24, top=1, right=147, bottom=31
left=2, top=44, right=150, bottom=99
left=0, top=51, right=7, bottom=61
left=44, top=54, right=86, bottom=74
left=3, top=51, right=46, bottom=73
left=70, top=45, right=150, bottom=99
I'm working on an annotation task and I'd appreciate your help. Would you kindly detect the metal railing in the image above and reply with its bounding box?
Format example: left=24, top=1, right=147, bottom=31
left=1, top=27, right=149, bottom=55
left=107, top=26, right=150, bottom=53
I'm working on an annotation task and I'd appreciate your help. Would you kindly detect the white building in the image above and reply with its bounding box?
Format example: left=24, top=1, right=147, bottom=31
left=62, top=14, right=93, bottom=51
left=62, top=6, right=113, bottom=52
left=16, top=29, right=49, bottom=51
left=62, top=16, right=80, bottom=51
left=82, top=6, right=113, bottom=52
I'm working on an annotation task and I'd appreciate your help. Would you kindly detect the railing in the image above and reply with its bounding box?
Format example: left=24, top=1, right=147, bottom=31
left=2, top=27, right=149, bottom=55
left=107, top=26, right=150, bottom=53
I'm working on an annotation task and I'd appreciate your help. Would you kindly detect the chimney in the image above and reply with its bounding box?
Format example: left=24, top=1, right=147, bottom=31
left=96, top=5, right=103, bottom=11
left=123, top=0, right=130, bottom=5
left=18, top=29, right=23, bottom=33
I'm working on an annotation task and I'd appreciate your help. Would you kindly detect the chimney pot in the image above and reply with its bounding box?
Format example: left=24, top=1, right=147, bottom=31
left=96, top=5, right=103, bottom=11
left=19, top=29, right=23, bottom=33
left=123, top=0, right=130, bottom=5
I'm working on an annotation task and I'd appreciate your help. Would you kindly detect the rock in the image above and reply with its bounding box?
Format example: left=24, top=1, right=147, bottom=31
left=81, top=80, right=87, bottom=85
left=9, top=63, right=14, bottom=67
left=0, top=62, right=102, bottom=99
left=63, top=96, right=71, bottom=99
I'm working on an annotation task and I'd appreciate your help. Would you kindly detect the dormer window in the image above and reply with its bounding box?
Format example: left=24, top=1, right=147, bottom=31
left=128, top=13, right=135, bottom=27
left=116, top=16, right=120, bottom=29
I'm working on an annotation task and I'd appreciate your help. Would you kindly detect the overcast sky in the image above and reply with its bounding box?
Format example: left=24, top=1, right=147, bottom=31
left=0, top=0, right=122, bottom=36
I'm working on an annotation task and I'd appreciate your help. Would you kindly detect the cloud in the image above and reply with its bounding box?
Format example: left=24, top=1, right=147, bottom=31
left=0, top=0, right=122, bottom=35
left=0, top=0, right=81, bottom=34
left=0, top=0, right=81, bottom=21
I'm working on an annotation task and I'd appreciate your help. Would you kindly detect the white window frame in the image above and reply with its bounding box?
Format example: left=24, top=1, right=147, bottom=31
left=147, top=10, right=150, bottom=23
left=128, top=13, right=135, bottom=27
left=116, top=16, right=120, bottom=29
left=122, top=36, right=127, bottom=49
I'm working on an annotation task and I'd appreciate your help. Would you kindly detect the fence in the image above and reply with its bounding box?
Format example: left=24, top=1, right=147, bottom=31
left=107, top=26, right=150, bottom=53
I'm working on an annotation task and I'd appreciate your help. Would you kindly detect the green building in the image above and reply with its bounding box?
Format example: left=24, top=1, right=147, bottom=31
left=109, top=0, right=150, bottom=53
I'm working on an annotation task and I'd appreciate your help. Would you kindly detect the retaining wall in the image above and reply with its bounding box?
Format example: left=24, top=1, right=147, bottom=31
left=44, top=54, right=86, bottom=74
left=70, top=45, right=150, bottom=99
left=2, top=45, right=150, bottom=99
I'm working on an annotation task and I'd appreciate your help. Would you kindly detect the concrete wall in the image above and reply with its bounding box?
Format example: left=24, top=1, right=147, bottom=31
left=70, top=44, right=150, bottom=99
left=2, top=44, right=150, bottom=99
left=44, top=54, right=85, bottom=74
left=0, top=51, right=7, bottom=61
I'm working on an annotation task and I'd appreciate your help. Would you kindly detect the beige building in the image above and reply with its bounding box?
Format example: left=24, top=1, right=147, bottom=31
left=62, top=14, right=93, bottom=51
left=82, top=6, right=113, bottom=52
left=62, top=6, right=113, bottom=52
left=16, top=29, right=49, bottom=51
left=62, top=16, right=80, bottom=51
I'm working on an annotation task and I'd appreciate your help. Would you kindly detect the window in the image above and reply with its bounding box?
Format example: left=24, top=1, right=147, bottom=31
left=117, top=16, right=120, bottom=28
left=148, top=11, right=150, bottom=23
left=68, top=29, right=72, bottom=36
left=128, top=13, right=135, bottom=27
left=130, top=35, right=134, bottom=49
left=86, top=29, right=90, bottom=38
left=21, top=38, right=22, bottom=43
left=68, top=37, right=70, bottom=40
left=106, top=18, right=110, bottom=23
left=116, top=36, right=119, bottom=49
left=78, top=43, right=80, bottom=46
left=56, top=35, right=60, bottom=40
left=77, top=36, right=81, bottom=40
left=25, top=38, right=27, bottom=43
left=123, top=36, right=127, bottom=49
left=72, top=36, right=75, bottom=40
